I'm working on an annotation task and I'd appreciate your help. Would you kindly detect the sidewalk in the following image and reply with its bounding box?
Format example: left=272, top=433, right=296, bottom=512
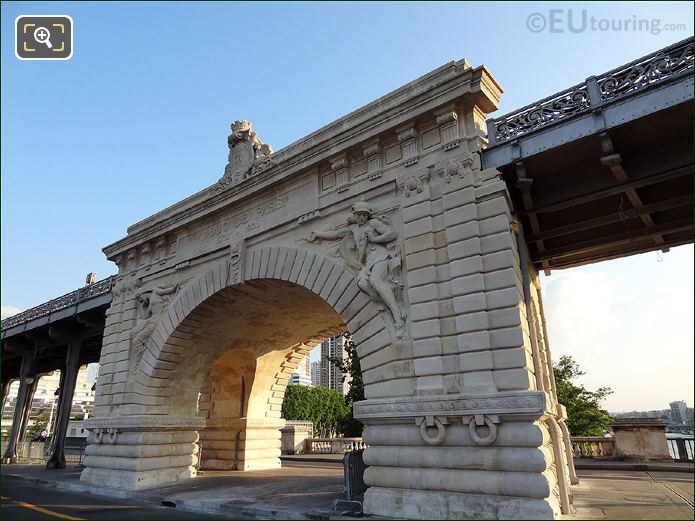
left=1, top=457, right=692, bottom=520
left=572, top=458, right=695, bottom=473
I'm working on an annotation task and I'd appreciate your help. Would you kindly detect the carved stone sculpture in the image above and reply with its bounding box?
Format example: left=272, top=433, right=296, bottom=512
left=309, top=202, right=406, bottom=337
left=219, top=120, right=274, bottom=189
left=129, top=283, right=179, bottom=372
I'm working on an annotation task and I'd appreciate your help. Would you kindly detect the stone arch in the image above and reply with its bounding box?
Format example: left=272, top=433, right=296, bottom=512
left=123, top=246, right=389, bottom=421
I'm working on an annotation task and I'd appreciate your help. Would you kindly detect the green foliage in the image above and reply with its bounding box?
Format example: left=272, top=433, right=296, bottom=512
left=329, top=333, right=365, bottom=437
left=70, top=413, right=85, bottom=421
left=281, top=384, right=351, bottom=437
left=26, top=412, right=50, bottom=440
left=554, top=355, right=614, bottom=436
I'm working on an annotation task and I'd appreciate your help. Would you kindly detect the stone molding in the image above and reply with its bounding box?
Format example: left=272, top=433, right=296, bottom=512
left=204, top=418, right=287, bottom=429
left=85, top=415, right=206, bottom=431
left=354, top=391, right=547, bottom=422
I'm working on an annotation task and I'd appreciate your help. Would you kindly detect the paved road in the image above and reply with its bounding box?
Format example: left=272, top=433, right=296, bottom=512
left=0, top=475, right=235, bottom=520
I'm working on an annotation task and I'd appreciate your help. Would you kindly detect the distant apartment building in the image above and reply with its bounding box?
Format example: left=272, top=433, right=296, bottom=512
left=310, top=361, right=320, bottom=387
left=1, top=365, right=97, bottom=436
left=318, top=334, right=349, bottom=395
left=670, top=400, right=689, bottom=424
left=288, top=355, right=312, bottom=387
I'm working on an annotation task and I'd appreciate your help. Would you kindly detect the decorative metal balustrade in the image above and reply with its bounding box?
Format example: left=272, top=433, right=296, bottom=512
left=488, top=37, right=694, bottom=146
left=305, top=437, right=368, bottom=454
left=492, top=83, right=590, bottom=144
left=1, top=276, right=116, bottom=331
left=571, top=437, right=617, bottom=458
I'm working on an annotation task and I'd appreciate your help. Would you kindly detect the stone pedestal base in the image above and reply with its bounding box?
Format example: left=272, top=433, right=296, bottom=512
left=365, top=487, right=556, bottom=520
left=199, top=418, right=285, bottom=471
left=80, top=466, right=196, bottom=489
left=612, top=418, right=672, bottom=461
left=355, top=392, right=567, bottom=520
left=80, top=416, right=203, bottom=490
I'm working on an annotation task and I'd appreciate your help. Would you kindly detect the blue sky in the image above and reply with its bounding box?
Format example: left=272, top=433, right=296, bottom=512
left=2, top=1, right=693, bottom=411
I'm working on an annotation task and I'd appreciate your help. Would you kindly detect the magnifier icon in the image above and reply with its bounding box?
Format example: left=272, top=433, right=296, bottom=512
left=34, top=26, right=53, bottom=49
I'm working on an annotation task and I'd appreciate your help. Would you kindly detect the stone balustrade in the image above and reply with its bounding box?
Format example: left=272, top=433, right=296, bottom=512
left=305, top=437, right=368, bottom=454
left=570, top=437, right=617, bottom=458
left=570, top=419, right=693, bottom=462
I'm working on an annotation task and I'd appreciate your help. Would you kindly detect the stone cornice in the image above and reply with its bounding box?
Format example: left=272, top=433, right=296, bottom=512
left=103, top=63, right=502, bottom=261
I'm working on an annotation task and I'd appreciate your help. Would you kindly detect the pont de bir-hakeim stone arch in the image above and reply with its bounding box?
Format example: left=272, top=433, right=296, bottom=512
left=82, top=60, right=574, bottom=519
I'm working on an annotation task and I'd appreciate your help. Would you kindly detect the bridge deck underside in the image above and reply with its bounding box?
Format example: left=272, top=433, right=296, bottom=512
left=1, top=307, right=108, bottom=382
left=496, top=101, right=693, bottom=272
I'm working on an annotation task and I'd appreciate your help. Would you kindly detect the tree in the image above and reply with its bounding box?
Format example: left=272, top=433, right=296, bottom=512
left=26, top=412, right=49, bottom=440
left=554, top=355, right=614, bottom=436
left=329, top=333, right=365, bottom=437
left=281, top=385, right=350, bottom=437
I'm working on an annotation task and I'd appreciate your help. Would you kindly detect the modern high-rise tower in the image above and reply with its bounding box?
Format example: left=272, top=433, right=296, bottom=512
left=318, top=335, right=349, bottom=395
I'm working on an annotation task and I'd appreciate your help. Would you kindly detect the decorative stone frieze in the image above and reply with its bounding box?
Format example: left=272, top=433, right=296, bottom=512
left=354, top=390, right=546, bottom=421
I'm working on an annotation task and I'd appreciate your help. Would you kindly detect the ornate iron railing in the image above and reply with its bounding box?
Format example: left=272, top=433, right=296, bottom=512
left=598, top=37, right=694, bottom=101
left=492, top=83, right=590, bottom=143
left=488, top=37, right=694, bottom=145
left=1, top=276, right=116, bottom=331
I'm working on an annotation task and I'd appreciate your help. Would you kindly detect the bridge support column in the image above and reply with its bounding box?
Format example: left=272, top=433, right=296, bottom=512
left=1, top=379, right=10, bottom=411
left=356, top=396, right=562, bottom=519
left=2, top=346, right=37, bottom=464
left=200, top=418, right=285, bottom=471
left=46, top=332, right=83, bottom=469
left=81, top=416, right=203, bottom=489
left=354, top=168, right=569, bottom=519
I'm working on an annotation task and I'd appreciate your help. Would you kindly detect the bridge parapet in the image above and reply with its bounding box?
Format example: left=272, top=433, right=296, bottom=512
left=487, top=36, right=694, bottom=146
left=0, top=276, right=116, bottom=331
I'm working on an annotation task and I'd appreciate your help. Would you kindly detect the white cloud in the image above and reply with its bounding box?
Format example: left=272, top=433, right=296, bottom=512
left=1, top=306, right=21, bottom=320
